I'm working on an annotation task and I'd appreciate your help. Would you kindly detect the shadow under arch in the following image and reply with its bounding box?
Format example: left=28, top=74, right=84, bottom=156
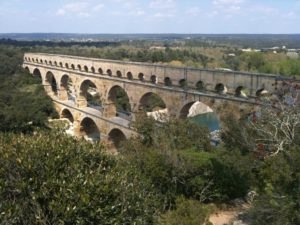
left=60, top=74, right=75, bottom=101
left=79, top=79, right=102, bottom=109
left=80, top=117, right=100, bottom=141
left=45, top=71, right=58, bottom=95
left=107, top=85, right=131, bottom=118
left=108, top=128, right=126, bottom=148
left=138, top=92, right=166, bottom=112
left=33, top=68, right=42, bottom=79
left=60, top=108, right=74, bottom=123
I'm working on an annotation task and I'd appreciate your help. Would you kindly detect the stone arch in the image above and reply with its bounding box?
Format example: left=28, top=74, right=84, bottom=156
left=107, top=69, right=112, bottom=76
left=179, top=79, right=187, bottom=88
left=65, top=63, right=69, bottom=69
left=127, top=72, right=133, bottom=80
left=49, top=61, right=53, bottom=66
left=60, top=74, right=74, bottom=101
left=79, top=80, right=102, bottom=108
left=138, top=92, right=167, bottom=112
left=54, top=61, right=58, bottom=66
left=138, top=73, right=144, bottom=81
left=116, top=70, right=122, bottom=78
left=80, top=117, right=100, bottom=141
left=256, top=88, right=268, bottom=97
left=59, top=62, right=63, bottom=67
left=77, top=64, right=82, bottom=71
left=108, top=128, right=126, bottom=148
left=150, top=75, right=157, bottom=84
left=196, top=81, right=205, bottom=91
left=60, top=108, right=74, bottom=123
left=91, top=66, right=95, bottom=73
left=84, top=65, right=88, bottom=72
left=45, top=60, right=48, bottom=64
left=164, top=77, right=172, bottom=86
left=71, top=64, right=75, bottom=70
left=33, top=68, right=42, bottom=79
left=45, top=71, right=58, bottom=95
left=24, top=67, right=30, bottom=73
left=40, top=59, right=43, bottom=64
left=98, top=68, right=103, bottom=75
left=235, top=86, right=249, bottom=97
left=107, top=85, right=131, bottom=118
left=179, top=101, right=219, bottom=131
left=215, top=83, right=227, bottom=94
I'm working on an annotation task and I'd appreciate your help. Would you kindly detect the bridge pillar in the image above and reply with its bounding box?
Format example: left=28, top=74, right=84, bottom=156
left=73, top=120, right=82, bottom=137
left=76, top=97, right=87, bottom=108
left=103, top=102, right=117, bottom=118
left=58, top=89, right=68, bottom=101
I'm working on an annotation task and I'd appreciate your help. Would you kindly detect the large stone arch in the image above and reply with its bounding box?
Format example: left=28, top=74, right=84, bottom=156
left=78, top=79, right=102, bottom=108
left=179, top=101, right=214, bottom=118
left=138, top=92, right=167, bottom=112
left=80, top=117, right=100, bottom=141
left=60, top=74, right=74, bottom=101
left=106, top=85, right=131, bottom=119
left=45, top=71, right=58, bottom=96
left=108, top=128, right=126, bottom=148
left=33, top=68, right=42, bottom=79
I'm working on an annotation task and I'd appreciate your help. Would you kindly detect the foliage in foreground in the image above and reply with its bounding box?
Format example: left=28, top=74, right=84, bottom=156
left=0, top=130, right=159, bottom=225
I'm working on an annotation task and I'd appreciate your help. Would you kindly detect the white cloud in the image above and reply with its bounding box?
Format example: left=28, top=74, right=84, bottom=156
left=56, top=2, right=94, bottom=17
left=150, top=0, right=176, bottom=9
left=213, top=0, right=243, bottom=5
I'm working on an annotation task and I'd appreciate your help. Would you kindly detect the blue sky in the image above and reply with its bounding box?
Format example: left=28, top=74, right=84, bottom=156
left=0, top=0, right=300, bottom=33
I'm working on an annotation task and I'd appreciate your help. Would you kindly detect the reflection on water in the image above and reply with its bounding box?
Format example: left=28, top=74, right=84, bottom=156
left=190, top=112, right=220, bottom=132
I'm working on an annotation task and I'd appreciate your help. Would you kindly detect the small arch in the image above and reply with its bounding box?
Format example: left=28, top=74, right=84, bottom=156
left=80, top=117, right=100, bottom=142
left=196, top=81, right=205, bottom=91
left=256, top=88, right=268, bottom=97
left=65, top=63, right=69, bottom=69
left=116, top=70, right=122, bottom=78
left=235, top=86, right=249, bottom=97
left=139, top=92, right=166, bottom=112
left=107, top=69, right=112, bottom=76
left=138, top=73, right=144, bottom=81
left=91, top=67, right=95, bottom=73
left=32, top=58, right=34, bottom=62
left=49, top=61, right=53, bottom=66
left=71, top=64, right=75, bottom=70
left=28, top=58, right=31, bottom=62
left=84, top=65, right=88, bottom=72
left=46, top=71, right=58, bottom=95
left=61, top=108, right=74, bottom=123
left=164, top=77, right=172, bottom=86
left=59, top=62, right=63, bottom=67
left=179, top=79, right=187, bottom=88
left=98, top=68, right=103, bottom=75
left=25, top=57, right=28, bottom=61
left=77, top=65, right=82, bottom=71
left=36, top=58, right=39, bottom=63
left=54, top=61, right=58, bottom=66
left=45, top=60, right=48, bottom=64
left=40, top=59, right=43, bottom=63
left=127, top=72, right=133, bottom=80
left=108, top=128, right=126, bottom=148
left=150, top=75, right=157, bottom=84
left=215, top=83, right=227, bottom=94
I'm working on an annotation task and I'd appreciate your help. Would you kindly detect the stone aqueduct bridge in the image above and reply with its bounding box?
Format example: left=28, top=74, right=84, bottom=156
left=23, top=53, right=278, bottom=145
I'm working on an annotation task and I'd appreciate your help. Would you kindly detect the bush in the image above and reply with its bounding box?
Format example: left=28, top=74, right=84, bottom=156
left=158, top=197, right=215, bottom=225
left=0, top=130, right=160, bottom=224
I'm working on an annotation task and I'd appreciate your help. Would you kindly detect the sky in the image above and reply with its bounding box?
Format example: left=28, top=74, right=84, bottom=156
left=0, top=0, right=300, bottom=33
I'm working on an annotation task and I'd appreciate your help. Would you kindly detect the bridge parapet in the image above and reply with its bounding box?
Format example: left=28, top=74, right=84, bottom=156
left=24, top=52, right=278, bottom=96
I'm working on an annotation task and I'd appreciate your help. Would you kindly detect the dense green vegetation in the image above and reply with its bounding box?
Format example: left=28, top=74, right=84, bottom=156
left=0, top=41, right=299, bottom=224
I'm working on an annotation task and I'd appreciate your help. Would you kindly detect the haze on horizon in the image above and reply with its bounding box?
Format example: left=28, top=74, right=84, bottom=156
left=0, top=0, right=300, bottom=34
